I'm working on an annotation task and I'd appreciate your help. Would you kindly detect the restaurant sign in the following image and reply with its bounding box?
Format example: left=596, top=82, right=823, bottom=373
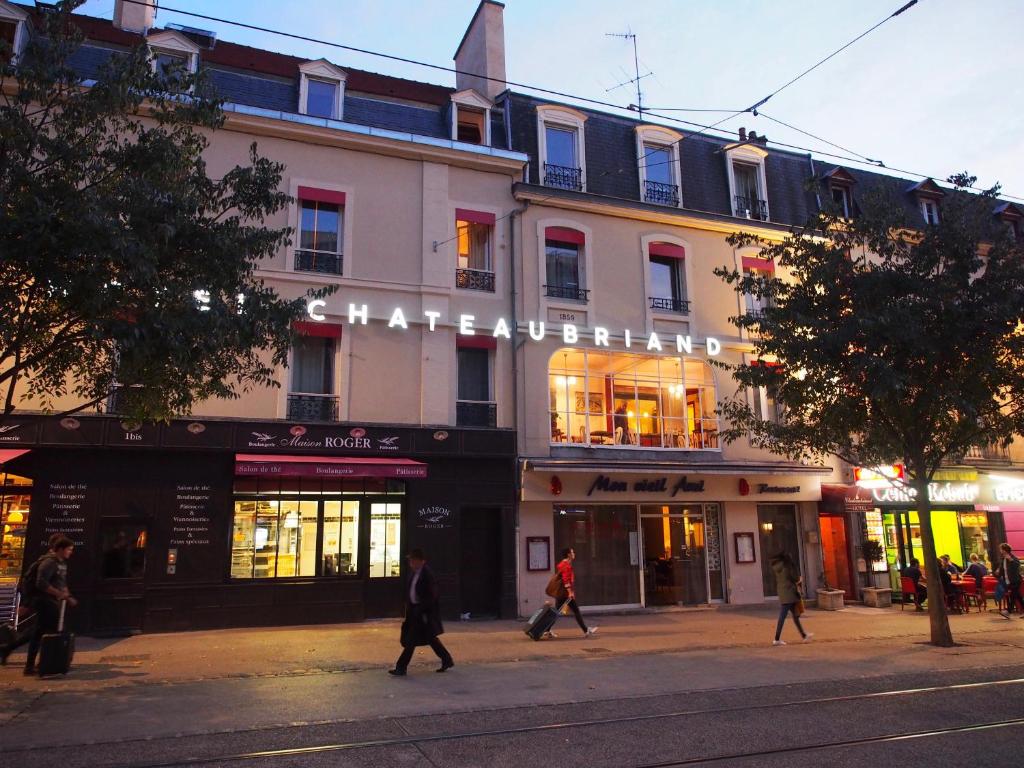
left=586, top=474, right=705, bottom=497
left=239, top=424, right=408, bottom=453
left=871, top=482, right=980, bottom=504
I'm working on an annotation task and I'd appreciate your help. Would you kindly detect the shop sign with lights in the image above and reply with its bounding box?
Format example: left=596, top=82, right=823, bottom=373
left=303, top=300, right=723, bottom=357
left=854, top=465, right=905, bottom=489
left=871, top=482, right=980, bottom=504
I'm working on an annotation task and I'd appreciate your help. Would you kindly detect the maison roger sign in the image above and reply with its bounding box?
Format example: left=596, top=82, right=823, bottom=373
left=240, top=424, right=407, bottom=453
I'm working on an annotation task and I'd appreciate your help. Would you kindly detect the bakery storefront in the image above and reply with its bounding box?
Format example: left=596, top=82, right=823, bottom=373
left=517, top=461, right=827, bottom=616
left=0, top=415, right=516, bottom=634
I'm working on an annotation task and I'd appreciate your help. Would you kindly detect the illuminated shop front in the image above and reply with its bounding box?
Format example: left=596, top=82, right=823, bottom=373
left=518, top=463, right=825, bottom=614
left=0, top=415, right=516, bottom=634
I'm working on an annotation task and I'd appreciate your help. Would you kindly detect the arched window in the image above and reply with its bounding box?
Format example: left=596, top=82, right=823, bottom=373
left=548, top=348, right=718, bottom=449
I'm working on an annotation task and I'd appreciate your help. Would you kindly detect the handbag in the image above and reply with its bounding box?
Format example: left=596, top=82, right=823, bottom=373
left=545, top=572, right=564, bottom=598
left=793, top=597, right=805, bottom=617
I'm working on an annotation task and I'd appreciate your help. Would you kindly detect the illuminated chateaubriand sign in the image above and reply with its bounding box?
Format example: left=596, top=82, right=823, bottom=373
left=305, top=301, right=723, bottom=357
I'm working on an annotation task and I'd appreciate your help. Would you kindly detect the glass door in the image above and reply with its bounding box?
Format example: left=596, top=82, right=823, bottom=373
left=364, top=498, right=405, bottom=618
left=640, top=505, right=708, bottom=606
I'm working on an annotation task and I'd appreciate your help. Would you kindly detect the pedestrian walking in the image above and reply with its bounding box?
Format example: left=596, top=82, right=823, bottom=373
left=553, top=548, right=597, bottom=638
left=22, top=534, right=77, bottom=676
left=997, top=543, right=1023, bottom=619
left=770, top=551, right=812, bottom=646
left=388, top=549, right=454, bottom=676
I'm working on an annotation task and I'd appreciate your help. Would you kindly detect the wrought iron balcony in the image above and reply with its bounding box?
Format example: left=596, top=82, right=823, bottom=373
left=644, top=180, right=680, bottom=207
left=963, top=443, right=1012, bottom=463
left=649, top=296, right=690, bottom=313
left=457, top=400, right=497, bottom=428
left=733, top=195, right=769, bottom=221
left=287, top=393, right=339, bottom=422
left=543, top=163, right=583, bottom=191
left=455, top=268, right=495, bottom=292
left=544, top=284, right=590, bottom=302
left=295, top=250, right=343, bottom=275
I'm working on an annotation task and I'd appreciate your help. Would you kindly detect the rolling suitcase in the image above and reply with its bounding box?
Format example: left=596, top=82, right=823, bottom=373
left=0, top=592, right=36, bottom=654
left=38, top=600, right=74, bottom=677
left=524, top=604, right=559, bottom=641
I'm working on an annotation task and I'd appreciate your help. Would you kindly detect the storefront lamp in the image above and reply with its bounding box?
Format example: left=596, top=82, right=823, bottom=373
left=7, top=510, right=24, bottom=523
left=761, top=521, right=774, bottom=533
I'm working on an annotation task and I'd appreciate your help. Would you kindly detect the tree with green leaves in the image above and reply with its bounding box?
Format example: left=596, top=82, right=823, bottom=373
left=0, top=1, right=328, bottom=422
left=715, top=173, right=1024, bottom=647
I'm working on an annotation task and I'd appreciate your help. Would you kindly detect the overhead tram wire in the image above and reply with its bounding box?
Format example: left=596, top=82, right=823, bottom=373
left=118, top=0, right=1024, bottom=202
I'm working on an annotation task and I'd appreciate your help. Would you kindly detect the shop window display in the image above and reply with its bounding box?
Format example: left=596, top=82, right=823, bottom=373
left=549, top=348, right=718, bottom=449
left=0, top=473, right=31, bottom=580
left=230, top=477, right=402, bottom=580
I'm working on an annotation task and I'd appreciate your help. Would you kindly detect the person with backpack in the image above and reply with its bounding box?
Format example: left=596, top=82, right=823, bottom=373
left=21, top=534, right=77, bottom=676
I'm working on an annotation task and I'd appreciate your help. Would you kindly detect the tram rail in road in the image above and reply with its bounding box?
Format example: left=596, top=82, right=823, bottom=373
left=12, top=675, right=1017, bottom=768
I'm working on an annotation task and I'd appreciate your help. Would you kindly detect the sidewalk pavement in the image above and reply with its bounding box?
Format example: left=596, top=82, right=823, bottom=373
left=2, top=603, right=1022, bottom=695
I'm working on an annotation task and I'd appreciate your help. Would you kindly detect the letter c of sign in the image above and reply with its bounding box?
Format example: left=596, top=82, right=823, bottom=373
left=307, top=300, right=327, bottom=322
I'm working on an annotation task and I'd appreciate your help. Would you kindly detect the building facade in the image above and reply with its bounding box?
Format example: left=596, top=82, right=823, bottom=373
left=2, top=0, right=1023, bottom=632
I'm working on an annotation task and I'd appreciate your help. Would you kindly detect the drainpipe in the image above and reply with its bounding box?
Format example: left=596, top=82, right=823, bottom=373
left=509, top=200, right=529, bottom=618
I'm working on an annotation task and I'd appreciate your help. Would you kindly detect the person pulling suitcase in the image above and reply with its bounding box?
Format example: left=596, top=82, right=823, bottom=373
left=550, top=548, right=597, bottom=638
left=23, top=534, right=77, bottom=676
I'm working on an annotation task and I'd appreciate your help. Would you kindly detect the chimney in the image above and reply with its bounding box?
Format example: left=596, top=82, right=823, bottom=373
left=113, top=0, right=157, bottom=34
left=738, top=127, right=747, bottom=142
left=454, top=1, right=507, bottom=100
left=748, top=131, right=758, bottom=142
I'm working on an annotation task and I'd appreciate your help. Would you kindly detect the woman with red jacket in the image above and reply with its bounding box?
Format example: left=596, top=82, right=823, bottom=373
left=555, top=548, right=597, bottom=637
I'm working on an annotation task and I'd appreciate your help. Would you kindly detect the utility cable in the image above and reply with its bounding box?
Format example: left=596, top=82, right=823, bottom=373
left=115, top=0, right=1021, bottom=201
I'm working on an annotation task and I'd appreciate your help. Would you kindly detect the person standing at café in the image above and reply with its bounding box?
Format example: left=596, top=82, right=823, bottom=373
left=388, top=549, right=454, bottom=675
left=997, top=543, right=1023, bottom=619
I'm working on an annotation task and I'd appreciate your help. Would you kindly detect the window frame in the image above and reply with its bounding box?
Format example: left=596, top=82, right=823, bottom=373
left=0, top=2, right=28, bottom=64
left=289, top=182, right=350, bottom=277
left=920, top=198, right=941, bottom=226
left=456, top=346, right=494, bottom=404
left=545, top=238, right=584, bottom=299
left=299, top=59, right=347, bottom=120
left=297, top=197, right=344, bottom=273
left=636, top=126, right=683, bottom=207
left=725, top=143, right=770, bottom=221
left=450, top=89, right=493, bottom=146
left=537, top=105, right=588, bottom=192
left=146, top=30, right=200, bottom=79
left=547, top=348, right=719, bottom=450
left=830, top=184, right=853, bottom=218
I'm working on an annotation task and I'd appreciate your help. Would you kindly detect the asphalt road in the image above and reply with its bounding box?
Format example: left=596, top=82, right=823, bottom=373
left=3, top=656, right=1024, bottom=767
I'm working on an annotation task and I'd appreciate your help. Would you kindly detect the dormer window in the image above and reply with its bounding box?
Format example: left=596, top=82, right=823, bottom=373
left=831, top=185, right=852, bottom=217
left=907, top=179, right=945, bottom=228
left=921, top=199, right=940, bottom=226
left=0, top=1, right=30, bottom=63
left=451, top=89, right=492, bottom=146
left=537, top=105, right=587, bottom=192
left=147, top=30, right=200, bottom=78
left=725, top=138, right=770, bottom=221
left=821, top=167, right=858, bottom=218
left=636, top=126, right=682, bottom=207
left=994, top=203, right=1024, bottom=241
left=299, top=59, right=347, bottom=121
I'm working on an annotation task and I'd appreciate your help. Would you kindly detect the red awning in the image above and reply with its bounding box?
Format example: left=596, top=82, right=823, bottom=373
left=294, top=320, right=343, bottom=338
left=742, top=256, right=774, bottom=271
left=649, top=242, right=685, bottom=259
left=297, top=186, right=346, bottom=206
left=545, top=226, right=585, bottom=245
left=234, top=454, right=427, bottom=479
left=0, top=449, right=29, bottom=466
left=455, top=208, right=497, bottom=226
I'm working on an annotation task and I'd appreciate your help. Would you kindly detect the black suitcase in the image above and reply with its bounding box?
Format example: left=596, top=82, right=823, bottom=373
left=38, top=601, right=74, bottom=677
left=524, top=604, right=558, bottom=641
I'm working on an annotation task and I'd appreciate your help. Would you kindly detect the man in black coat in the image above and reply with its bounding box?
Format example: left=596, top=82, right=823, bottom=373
left=388, top=549, right=454, bottom=675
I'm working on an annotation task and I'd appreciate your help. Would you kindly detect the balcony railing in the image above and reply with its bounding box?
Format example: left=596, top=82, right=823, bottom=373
left=649, top=296, right=690, bottom=313
left=455, top=268, right=495, bottom=292
left=733, top=195, right=769, bottom=221
left=295, top=250, right=343, bottom=275
left=543, top=163, right=583, bottom=191
left=963, top=443, right=1012, bottom=463
left=287, top=393, right=339, bottom=422
left=544, top=284, right=590, bottom=302
left=644, top=180, right=680, bottom=207
left=457, top=400, right=497, bottom=428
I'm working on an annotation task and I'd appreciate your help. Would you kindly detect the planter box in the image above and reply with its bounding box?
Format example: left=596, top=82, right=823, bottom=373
left=862, top=587, right=892, bottom=608
left=816, top=588, right=845, bottom=611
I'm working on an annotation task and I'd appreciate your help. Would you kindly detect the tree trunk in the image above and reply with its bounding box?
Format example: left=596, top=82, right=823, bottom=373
left=914, top=474, right=955, bottom=647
